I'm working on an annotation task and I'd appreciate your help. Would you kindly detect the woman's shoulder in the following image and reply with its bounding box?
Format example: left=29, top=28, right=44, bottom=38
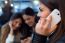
left=1, top=23, right=10, bottom=35
left=1, top=23, right=9, bottom=30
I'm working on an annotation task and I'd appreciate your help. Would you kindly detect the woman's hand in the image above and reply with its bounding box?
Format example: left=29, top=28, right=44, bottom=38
left=9, top=22, right=14, bottom=35
left=35, top=16, right=57, bottom=36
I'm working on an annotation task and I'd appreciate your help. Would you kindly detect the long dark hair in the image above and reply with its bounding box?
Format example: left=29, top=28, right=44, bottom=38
left=39, top=0, right=59, bottom=11
left=39, top=0, right=65, bottom=43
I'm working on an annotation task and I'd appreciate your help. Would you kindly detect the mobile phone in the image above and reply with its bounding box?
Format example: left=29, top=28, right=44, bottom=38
left=49, top=9, right=61, bottom=27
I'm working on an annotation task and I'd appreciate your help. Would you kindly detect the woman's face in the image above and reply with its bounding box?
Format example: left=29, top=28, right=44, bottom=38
left=22, top=15, right=35, bottom=27
left=39, top=3, right=51, bottom=18
left=11, top=18, right=22, bottom=30
left=39, top=2, right=58, bottom=31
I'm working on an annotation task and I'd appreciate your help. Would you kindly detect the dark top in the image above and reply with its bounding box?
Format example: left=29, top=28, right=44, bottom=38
left=32, top=32, right=65, bottom=43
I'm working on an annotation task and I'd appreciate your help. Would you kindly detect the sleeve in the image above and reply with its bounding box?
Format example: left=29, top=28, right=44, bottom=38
left=32, top=32, right=47, bottom=43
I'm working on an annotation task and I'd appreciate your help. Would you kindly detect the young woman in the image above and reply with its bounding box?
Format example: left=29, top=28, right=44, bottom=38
left=1, top=13, right=23, bottom=43
left=32, top=0, right=65, bottom=43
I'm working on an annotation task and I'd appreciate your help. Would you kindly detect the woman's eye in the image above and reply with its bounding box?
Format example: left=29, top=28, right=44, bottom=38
left=39, top=8, right=43, bottom=12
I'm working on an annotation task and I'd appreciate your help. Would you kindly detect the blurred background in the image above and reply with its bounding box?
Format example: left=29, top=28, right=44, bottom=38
left=0, top=0, right=39, bottom=28
left=0, top=0, right=39, bottom=14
